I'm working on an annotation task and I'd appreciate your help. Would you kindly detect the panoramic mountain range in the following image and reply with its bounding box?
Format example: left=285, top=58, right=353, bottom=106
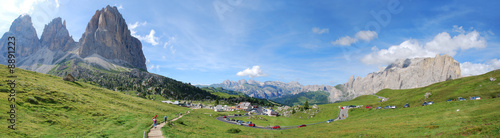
left=0, top=5, right=146, bottom=72
left=205, top=54, right=461, bottom=103
left=0, top=6, right=225, bottom=102
left=0, top=5, right=463, bottom=105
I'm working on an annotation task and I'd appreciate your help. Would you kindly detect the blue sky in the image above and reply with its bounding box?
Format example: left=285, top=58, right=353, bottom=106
left=1, top=0, right=499, bottom=85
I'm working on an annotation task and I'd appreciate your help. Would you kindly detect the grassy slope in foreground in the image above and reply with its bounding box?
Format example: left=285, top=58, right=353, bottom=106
left=163, top=70, right=500, bottom=137
left=0, top=65, right=188, bottom=137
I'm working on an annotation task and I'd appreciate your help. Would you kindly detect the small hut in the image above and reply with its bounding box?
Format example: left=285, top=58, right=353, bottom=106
left=63, top=74, right=76, bottom=82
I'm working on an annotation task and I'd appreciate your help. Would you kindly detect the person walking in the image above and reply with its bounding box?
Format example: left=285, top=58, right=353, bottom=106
left=153, top=118, right=157, bottom=129
left=164, top=115, right=167, bottom=123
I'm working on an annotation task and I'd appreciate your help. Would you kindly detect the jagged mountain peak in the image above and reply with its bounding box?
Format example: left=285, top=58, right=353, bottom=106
left=0, top=14, right=41, bottom=58
left=79, top=5, right=147, bottom=71
left=41, top=17, right=76, bottom=52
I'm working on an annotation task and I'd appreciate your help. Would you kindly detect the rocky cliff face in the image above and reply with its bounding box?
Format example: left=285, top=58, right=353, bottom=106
left=331, top=54, right=461, bottom=101
left=78, top=5, right=147, bottom=71
left=0, top=15, right=41, bottom=59
left=40, top=17, right=76, bottom=52
left=0, top=5, right=148, bottom=73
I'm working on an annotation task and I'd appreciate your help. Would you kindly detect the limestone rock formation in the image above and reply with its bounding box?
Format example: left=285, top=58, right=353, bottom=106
left=78, top=5, right=147, bottom=71
left=40, top=17, right=76, bottom=52
left=0, top=15, right=41, bottom=61
left=330, top=54, right=461, bottom=101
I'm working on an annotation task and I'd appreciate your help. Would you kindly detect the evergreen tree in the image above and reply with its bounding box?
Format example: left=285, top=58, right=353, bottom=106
left=292, top=108, right=296, bottom=114
left=215, top=99, right=220, bottom=105
left=304, top=100, right=309, bottom=110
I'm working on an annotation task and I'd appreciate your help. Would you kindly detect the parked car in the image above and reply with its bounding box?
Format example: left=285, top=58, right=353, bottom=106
left=422, top=101, right=428, bottom=106
left=470, top=96, right=481, bottom=100
left=246, top=121, right=252, bottom=124
left=404, top=103, right=409, bottom=108
left=234, top=114, right=238, bottom=116
left=365, top=106, right=372, bottom=109
left=249, top=123, right=255, bottom=127
left=384, top=106, right=391, bottom=109
left=231, top=119, right=235, bottom=121
left=223, top=116, right=226, bottom=118
left=446, top=99, right=452, bottom=102
left=225, top=118, right=230, bottom=121
left=239, top=114, right=242, bottom=116
left=244, top=113, right=249, bottom=116
left=349, top=105, right=356, bottom=108
left=272, top=125, right=281, bottom=129
left=236, top=120, right=243, bottom=123
left=326, top=119, right=334, bottom=123
left=458, top=97, right=466, bottom=101
left=298, top=124, right=307, bottom=128
left=428, top=101, right=433, bottom=105
left=237, top=122, right=243, bottom=125
left=391, top=105, right=396, bottom=109
left=376, top=106, right=382, bottom=109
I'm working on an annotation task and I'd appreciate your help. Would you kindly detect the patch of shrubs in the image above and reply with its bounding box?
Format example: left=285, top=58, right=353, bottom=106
left=227, top=128, right=242, bottom=133
left=178, top=120, right=186, bottom=125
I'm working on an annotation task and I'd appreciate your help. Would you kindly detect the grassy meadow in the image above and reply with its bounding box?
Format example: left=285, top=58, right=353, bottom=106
left=0, top=65, right=188, bottom=137
left=161, top=70, right=500, bottom=137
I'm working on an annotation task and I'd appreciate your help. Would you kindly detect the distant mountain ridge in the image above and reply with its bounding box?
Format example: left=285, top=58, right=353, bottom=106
left=207, top=54, right=461, bottom=103
left=204, top=79, right=337, bottom=99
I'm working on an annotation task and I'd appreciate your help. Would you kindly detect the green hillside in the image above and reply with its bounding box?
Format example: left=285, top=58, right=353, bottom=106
left=0, top=65, right=188, bottom=137
left=1, top=63, right=498, bottom=137
left=162, top=70, right=500, bottom=137
left=272, top=91, right=330, bottom=106
left=48, top=59, right=218, bottom=101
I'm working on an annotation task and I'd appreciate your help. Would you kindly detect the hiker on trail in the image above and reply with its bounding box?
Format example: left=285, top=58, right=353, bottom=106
left=164, top=115, right=167, bottom=123
left=153, top=118, right=157, bottom=128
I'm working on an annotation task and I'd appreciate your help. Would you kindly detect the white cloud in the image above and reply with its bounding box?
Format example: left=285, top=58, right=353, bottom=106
left=461, top=59, right=500, bottom=76
left=148, top=64, right=160, bottom=72
left=128, top=21, right=159, bottom=46
left=140, top=30, right=159, bottom=46
left=331, top=30, right=377, bottom=46
left=355, top=30, right=378, bottom=41
left=236, top=66, right=267, bottom=78
left=312, top=27, right=329, bottom=34
left=362, top=40, right=436, bottom=64
left=117, top=4, right=123, bottom=10
left=362, top=29, right=487, bottom=65
left=425, top=31, right=486, bottom=56
left=452, top=25, right=465, bottom=33
left=331, top=36, right=357, bottom=46
left=129, top=21, right=147, bottom=30
left=163, top=36, right=177, bottom=54
left=0, top=0, right=59, bottom=37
